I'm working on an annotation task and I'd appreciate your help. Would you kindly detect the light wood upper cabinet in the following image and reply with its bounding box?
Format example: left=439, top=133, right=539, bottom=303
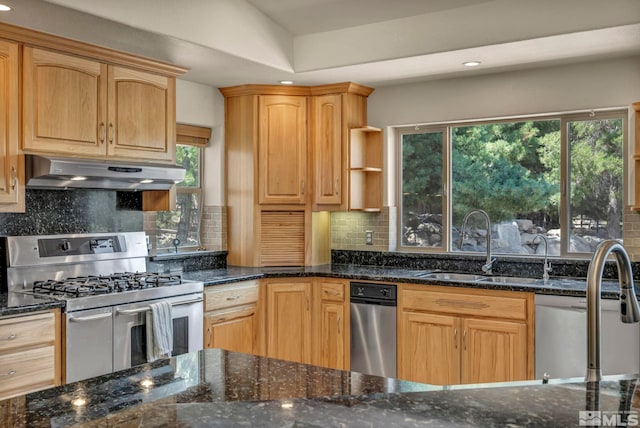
left=23, top=47, right=176, bottom=163
left=0, top=40, right=22, bottom=212
left=23, top=47, right=107, bottom=157
left=311, top=94, right=342, bottom=206
left=258, top=95, right=307, bottom=205
left=107, top=66, right=175, bottom=162
left=310, top=85, right=373, bottom=211
left=397, top=284, right=534, bottom=385
left=220, top=83, right=373, bottom=266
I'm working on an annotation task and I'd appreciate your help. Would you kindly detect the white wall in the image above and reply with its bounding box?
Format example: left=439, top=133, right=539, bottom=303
left=367, top=56, right=640, bottom=206
left=175, top=79, right=225, bottom=206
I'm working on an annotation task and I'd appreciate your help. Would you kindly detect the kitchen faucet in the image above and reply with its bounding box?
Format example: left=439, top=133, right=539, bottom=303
left=585, top=240, right=640, bottom=382
left=533, top=234, right=552, bottom=282
left=457, top=209, right=496, bottom=275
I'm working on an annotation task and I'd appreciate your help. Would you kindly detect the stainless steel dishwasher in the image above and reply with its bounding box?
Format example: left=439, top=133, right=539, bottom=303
left=535, top=294, right=640, bottom=379
left=350, top=282, right=397, bottom=378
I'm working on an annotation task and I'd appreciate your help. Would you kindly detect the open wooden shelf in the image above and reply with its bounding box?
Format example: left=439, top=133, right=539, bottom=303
left=349, top=126, right=383, bottom=211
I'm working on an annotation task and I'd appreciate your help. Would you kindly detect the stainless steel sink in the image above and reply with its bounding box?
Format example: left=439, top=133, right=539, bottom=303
left=477, top=276, right=541, bottom=285
left=417, top=272, right=486, bottom=282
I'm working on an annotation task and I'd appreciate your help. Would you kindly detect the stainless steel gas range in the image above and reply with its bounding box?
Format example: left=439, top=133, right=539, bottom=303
left=1, top=232, right=204, bottom=383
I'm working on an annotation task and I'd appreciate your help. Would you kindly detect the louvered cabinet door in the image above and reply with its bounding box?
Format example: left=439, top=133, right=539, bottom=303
left=260, top=211, right=305, bottom=266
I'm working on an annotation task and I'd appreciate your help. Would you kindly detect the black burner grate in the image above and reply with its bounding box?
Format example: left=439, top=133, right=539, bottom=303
left=32, top=272, right=183, bottom=298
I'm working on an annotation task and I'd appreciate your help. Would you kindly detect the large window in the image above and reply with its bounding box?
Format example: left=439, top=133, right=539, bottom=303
left=156, top=144, right=203, bottom=251
left=156, top=124, right=210, bottom=253
left=398, top=110, right=626, bottom=257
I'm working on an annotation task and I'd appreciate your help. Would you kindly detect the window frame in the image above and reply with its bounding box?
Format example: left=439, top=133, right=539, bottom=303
left=395, top=109, right=628, bottom=259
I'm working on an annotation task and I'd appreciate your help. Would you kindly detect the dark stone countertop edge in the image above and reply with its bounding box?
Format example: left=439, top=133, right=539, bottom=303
left=1, top=264, right=625, bottom=316
left=185, top=264, right=625, bottom=299
left=0, top=298, right=65, bottom=317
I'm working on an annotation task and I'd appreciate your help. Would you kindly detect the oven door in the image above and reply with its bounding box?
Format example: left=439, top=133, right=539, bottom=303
left=112, top=293, right=203, bottom=372
left=65, top=307, right=113, bottom=383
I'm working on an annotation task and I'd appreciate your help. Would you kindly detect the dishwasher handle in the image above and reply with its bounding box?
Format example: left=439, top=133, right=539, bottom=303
left=350, top=297, right=397, bottom=306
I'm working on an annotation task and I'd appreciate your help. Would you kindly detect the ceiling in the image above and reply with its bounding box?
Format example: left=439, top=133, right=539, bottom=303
left=0, top=0, right=638, bottom=88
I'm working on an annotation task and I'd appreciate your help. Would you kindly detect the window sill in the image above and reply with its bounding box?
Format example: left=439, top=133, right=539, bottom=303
left=149, top=250, right=226, bottom=262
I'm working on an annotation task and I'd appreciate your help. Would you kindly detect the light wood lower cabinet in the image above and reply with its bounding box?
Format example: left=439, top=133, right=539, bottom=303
left=398, top=284, right=533, bottom=385
left=204, top=281, right=259, bottom=355
left=259, top=277, right=349, bottom=370
left=263, top=278, right=313, bottom=365
left=313, top=278, right=349, bottom=370
left=0, top=310, right=61, bottom=400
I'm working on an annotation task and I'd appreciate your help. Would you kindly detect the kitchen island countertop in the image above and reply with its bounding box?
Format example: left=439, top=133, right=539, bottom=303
left=2, top=348, right=638, bottom=427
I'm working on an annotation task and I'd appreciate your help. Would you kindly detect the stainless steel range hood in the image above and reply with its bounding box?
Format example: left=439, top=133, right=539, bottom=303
left=25, top=155, right=186, bottom=191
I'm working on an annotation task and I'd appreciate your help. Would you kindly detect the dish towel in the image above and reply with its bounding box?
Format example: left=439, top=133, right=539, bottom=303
left=146, top=301, right=173, bottom=362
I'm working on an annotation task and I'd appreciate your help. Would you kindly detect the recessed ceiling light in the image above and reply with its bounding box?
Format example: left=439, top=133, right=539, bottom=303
left=463, top=61, right=481, bottom=67
left=279, top=80, right=294, bottom=85
left=0, top=4, right=12, bottom=12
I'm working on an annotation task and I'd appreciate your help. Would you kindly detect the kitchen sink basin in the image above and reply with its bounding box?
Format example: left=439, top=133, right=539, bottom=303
left=477, top=276, right=541, bottom=285
left=417, top=272, right=486, bottom=282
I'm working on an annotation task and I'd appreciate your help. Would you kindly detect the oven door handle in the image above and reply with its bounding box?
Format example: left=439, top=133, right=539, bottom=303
left=116, top=297, right=204, bottom=316
left=69, top=312, right=113, bottom=322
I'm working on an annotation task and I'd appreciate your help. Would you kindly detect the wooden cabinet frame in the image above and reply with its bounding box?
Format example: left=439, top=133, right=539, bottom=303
left=397, top=283, right=534, bottom=385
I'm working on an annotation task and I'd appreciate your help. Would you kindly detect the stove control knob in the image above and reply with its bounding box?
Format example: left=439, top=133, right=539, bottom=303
left=60, top=241, right=71, bottom=252
left=381, top=288, right=390, bottom=297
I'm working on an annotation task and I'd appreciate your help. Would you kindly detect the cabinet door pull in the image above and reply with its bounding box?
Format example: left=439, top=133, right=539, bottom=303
left=10, top=167, right=17, bottom=190
left=2, top=369, right=16, bottom=377
left=226, top=296, right=240, bottom=301
left=109, top=123, right=114, bottom=144
left=335, top=178, right=340, bottom=195
left=99, top=122, right=106, bottom=144
left=2, top=333, right=17, bottom=341
left=301, top=180, right=305, bottom=195
left=463, top=330, right=467, bottom=350
left=453, top=328, right=457, bottom=349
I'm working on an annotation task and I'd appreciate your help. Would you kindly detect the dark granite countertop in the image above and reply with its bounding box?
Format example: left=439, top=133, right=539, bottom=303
left=0, top=291, right=65, bottom=317
left=3, top=348, right=638, bottom=427
left=184, top=264, right=627, bottom=299
left=0, top=263, right=627, bottom=316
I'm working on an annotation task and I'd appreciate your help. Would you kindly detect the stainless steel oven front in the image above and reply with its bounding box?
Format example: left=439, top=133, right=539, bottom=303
left=113, top=293, right=203, bottom=372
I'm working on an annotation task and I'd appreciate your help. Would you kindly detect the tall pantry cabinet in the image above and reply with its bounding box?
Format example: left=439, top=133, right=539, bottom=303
left=221, top=83, right=374, bottom=267
left=0, top=40, right=21, bottom=212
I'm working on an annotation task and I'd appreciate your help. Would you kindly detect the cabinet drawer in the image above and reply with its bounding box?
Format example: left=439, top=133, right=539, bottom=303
left=205, top=305, right=256, bottom=324
left=320, top=281, right=345, bottom=302
left=0, top=312, right=55, bottom=352
left=205, top=281, right=259, bottom=312
left=402, top=288, right=528, bottom=321
left=0, top=345, right=56, bottom=397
